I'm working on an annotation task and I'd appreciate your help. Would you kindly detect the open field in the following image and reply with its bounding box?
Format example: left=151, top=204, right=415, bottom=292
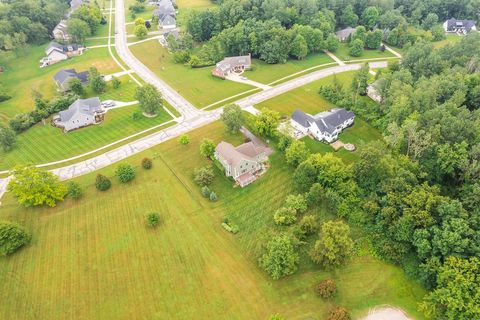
left=130, top=41, right=255, bottom=108
left=0, top=120, right=425, bottom=320
left=0, top=104, right=172, bottom=170
left=245, top=53, right=335, bottom=85
left=257, top=72, right=383, bottom=162
left=0, top=46, right=122, bottom=121
left=335, top=43, right=396, bottom=61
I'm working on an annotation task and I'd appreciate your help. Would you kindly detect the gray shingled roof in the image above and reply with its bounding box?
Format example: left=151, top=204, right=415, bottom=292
left=159, top=14, right=176, bottom=25
left=59, top=97, right=102, bottom=122
left=54, top=69, right=89, bottom=86
left=215, top=55, right=252, bottom=73
left=292, top=108, right=355, bottom=134
left=216, top=141, right=267, bottom=167
left=445, top=18, right=477, bottom=32
left=335, top=27, right=357, bottom=39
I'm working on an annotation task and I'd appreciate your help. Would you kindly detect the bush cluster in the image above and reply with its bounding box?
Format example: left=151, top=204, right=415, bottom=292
left=327, top=306, right=351, bottom=320
left=95, top=174, right=111, bottom=191
left=0, top=221, right=31, bottom=256
left=316, top=279, right=337, bottom=299
left=141, top=157, right=152, bottom=170
left=193, top=166, right=215, bottom=186
left=67, top=181, right=83, bottom=199
left=145, top=212, right=160, bottom=228
left=116, top=164, right=136, bottom=183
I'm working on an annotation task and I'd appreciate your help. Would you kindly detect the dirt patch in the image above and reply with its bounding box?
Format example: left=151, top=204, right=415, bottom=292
left=360, top=307, right=413, bottom=320
left=330, top=140, right=356, bottom=151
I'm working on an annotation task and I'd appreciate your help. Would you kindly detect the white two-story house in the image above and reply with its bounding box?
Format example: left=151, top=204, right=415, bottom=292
left=291, top=108, right=355, bottom=143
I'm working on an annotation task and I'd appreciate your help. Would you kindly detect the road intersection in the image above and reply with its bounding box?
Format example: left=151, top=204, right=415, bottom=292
left=0, top=0, right=398, bottom=199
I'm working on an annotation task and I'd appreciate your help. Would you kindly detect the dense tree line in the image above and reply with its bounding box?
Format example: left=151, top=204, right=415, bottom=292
left=315, top=34, right=480, bottom=319
left=0, top=0, right=69, bottom=51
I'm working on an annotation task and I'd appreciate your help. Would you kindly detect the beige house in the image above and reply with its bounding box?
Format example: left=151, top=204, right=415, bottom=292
left=40, top=42, right=85, bottom=67
left=214, top=129, right=271, bottom=187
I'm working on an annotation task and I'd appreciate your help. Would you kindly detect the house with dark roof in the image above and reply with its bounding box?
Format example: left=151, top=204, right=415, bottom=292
left=335, top=27, right=357, bottom=42
left=212, top=54, right=252, bottom=79
left=54, top=69, right=89, bottom=92
left=214, top=128, right=272, bottom=187
left=53, top=97, right=105, bottom=132
left=40, top=42, right=85, bottom=67
left=443, top=18, right=477, bottom=34
left=153, top=0, right=176, bottom=29
left=291, top=108, right=355, bottom=143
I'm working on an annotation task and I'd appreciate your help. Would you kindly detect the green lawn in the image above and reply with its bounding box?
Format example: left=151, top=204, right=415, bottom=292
left=433, top=34, right=463, bottom=49
left=0, top=104, right=172, bottom=170
left=86, top=75, right=139, bottom=102
left=245, top=52, right=335, bottom=85
left=257, top=72, right=383, bottom=162
left=0, top=46, right=121, bottom=121
left=124, top=0, right=155, bottom=23
left=334, top=43, right=396, bottom=61
left=0, top=120, right=426, bottom=319
left=130, top=41, right=255, bottom=108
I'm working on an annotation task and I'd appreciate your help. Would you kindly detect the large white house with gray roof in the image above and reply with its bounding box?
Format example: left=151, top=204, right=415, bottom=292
left=53, top=97, right=105, bottom=132
left=54, top=69, right=89, bottom=92
left=291, top=108, right=355, bottom=143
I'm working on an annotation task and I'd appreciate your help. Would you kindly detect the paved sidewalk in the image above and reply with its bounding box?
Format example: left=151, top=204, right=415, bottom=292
left=383, top=43, right=402, bottom=58
left=324, top=50, right=346, bottom=66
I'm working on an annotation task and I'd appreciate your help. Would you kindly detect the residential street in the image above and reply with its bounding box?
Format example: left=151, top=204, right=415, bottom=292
left=0, top=0, right=391, bottom=199
left=114, top=0, right=200, bottom=120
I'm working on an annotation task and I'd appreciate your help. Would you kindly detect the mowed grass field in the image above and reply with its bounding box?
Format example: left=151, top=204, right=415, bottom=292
left=257, top=72, right=383, bottom=162
left=0, top=46, right=121, bottom=121
left=335, top=43, right=396, bottom=61
left=0, top=104, right=172, bottom=170
left=245, top=53, right=335, bottom=85
left=130, top=41, right=255, bottom=108
left=0, top=120, right=426, bottom=320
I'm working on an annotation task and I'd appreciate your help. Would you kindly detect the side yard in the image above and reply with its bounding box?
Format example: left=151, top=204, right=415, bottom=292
left=256, top=71, right=383, bottom=162
left=129, top=41, right=256, bottom=108
left=0, top=46, right=122, bottom=120
left=0, top=120, right=425, bottom=320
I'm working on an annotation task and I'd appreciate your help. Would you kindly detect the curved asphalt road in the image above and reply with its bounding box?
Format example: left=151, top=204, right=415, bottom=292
left=0, top=0, right=387, bottom=198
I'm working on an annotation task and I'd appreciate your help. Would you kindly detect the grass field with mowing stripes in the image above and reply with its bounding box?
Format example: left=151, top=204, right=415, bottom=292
left=0, top=120, right=425, bottom=320
left=130, top=41, right=256, bottom=108
left=0, top=104, right=172, bottom=170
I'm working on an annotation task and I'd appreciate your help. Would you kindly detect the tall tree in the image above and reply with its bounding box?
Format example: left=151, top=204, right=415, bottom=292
left=0, top=123, right=16, bottom=152
left=221, top=104, right=244, bottom=134
left=135, top=84, right=163, bottom=116
left=255, top=108, right=280, bottom=137
left=7, top=166, right=66, bottom=207
left=67, top=18, right=91, bottom=43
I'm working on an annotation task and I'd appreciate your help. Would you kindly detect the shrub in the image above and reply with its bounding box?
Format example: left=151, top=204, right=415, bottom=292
left=327, top=306, right=351, bottom=320
left=277, top=134, right=293, bottom=152
left=141, top=157, right=153, bottom=169
left=273, top=207, right=297, bottom=226
left=209, top=191, right=218, bottom=201
left=116, top=164, right=136, bottom=183
left=193, top=166, right=215, bottom=186
left=132, top=110, right=142, bottom=120
left=179, top=134, right=190, bottom=145
left=201, top=185, right=211, bottom=197
left=285, top=194, right=308, bottom=213
left=67, top=181, right=83, bottom=199
left=0, top=221, right=31, bottom=256
left=259, top=234, right=299, bottom=279
left=111, top=76, right=121, bottom=89
left=299, top=215, right=318, bottom=235
left=146, top=212, right=160, bottom=228
left=199, top=138, right=215, bottom=158
left=95, top=174, right=111, bottom=191
left=316, top=279, right=337, bottom=299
